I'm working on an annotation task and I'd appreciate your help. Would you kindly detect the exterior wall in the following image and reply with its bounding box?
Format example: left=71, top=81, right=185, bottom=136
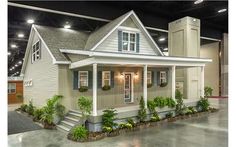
left=8, top=81, right=23, bottom=104
left=59, top=65, right=171, bottom=110
left=23, top=32, right=59, bottom=107
left=200, top=42, right=220, bottom=96
left=221, top=33, right=228, bottom=96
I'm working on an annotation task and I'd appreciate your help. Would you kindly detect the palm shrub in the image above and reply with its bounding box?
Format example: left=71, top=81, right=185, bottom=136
left=71, top=125, right=88, bottom=141
left=78, top=96, right=92, bottom=120
left=197, top=97, right=210, bottom=111
left=166, top=97, right=176, bottom=108
left=204, top=86, right=213, bottom=98
left=55, top=104, right=65, bottom=119
left=33, top=108, right=44, bottom=121
left=175, top=90, right=185, bottom=115
left=147, top=100, right=160, bottom=122
left=20, top=104, right=28, bottom=112
left=137, top=96, right=147, bottom=123
left=102, top=108, right=118, bottom=132
left=26, top=100, right=35, bottom=115
left=127, top=118, right=136, bottom=127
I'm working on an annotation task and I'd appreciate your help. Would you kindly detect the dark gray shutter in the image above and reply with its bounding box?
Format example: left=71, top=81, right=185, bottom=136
left=73, top=71, right=78, bottom=89
left=39, top=40, right=42, bottom=59
left=111, top=71, right=114, bottom=88
left=157, top=71, right=160, bottom=85
left=88, top=71, right=93, bottom=89
left=141, top=71, right=144, bottom=87
left=166, top=70, right=168, bottom=84
left=151, top=71, right=154, bottom=85
left=97, top=71, right=102, bottom=88
left=136, top=33, right=140, bottom=53
left=118, top=30, right=122, bottom=51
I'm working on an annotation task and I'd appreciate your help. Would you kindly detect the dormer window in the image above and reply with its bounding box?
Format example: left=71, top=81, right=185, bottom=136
left=32, top=40, right=41, bottom=63
left=122, top=32, right=136, bottom=52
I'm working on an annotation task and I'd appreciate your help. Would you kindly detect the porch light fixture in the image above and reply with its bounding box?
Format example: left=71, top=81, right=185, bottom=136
left=64, top=22, right=71, bottom=29
left=120, top=73, right=124, bottom=78
left=8, top=52, right=11, bottom=56
left=18, top=61, right=22, bottom=64
left=194, top=0, right=203, bottom=5
left=11, top=44, right=17, bottom=48
left=159, top=37, right=166, bottom=42
left=27, top=19, right=34, bottom=24
left=163, top=48, right=168, bottom=51
left=15, top=64, right=18, bottom=67
left=134, top=73, right=138, bottom=79
left=18, top=33, right=24, bottom=38
left=218, top=8, right=227, bottom=13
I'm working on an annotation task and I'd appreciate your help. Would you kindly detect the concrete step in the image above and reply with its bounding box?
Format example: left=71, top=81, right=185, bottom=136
left=68, top=112, right=82, bottom=118
left=61, top=120, right=75, bottom=127
left=56, top=124, right=70, bottom=132
left=69, top=109, right=82, bottom=114
left=65, top=116, right=79, bottom=123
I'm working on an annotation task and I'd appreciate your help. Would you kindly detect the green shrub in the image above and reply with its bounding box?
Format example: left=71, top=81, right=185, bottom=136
left=150, top=116, right=160, bottom=122
left=147, top=100, right=156, bottom=113
left=197, top=97, right=210, bottom=112
left=55, top=104, right=65, bottom=119
left=154, top=96, right=166, bottom=108
left=166, top=97, right=176, bottom=108
left=188, top=106, right=197, bottom=114
left=119, top=123, right=126, bottom=129
left=20, top=104, right=28, bottom=112
left=204, top=86, right=213, bottom=98
left=102, top=126, right=112, bottom=133
left=119, top=122, right=132, bottom=129
left=137, top=96, right=147, bottom=123
left=184, top=107, right=192, bottom=115
left=102, top=85, right=111, bottom=91
left=33, top=108, right=44, bottom=121
left=26, top=100, right=35, bottom=115
left=175, top=90, right=185, bottom=115
left=102, top=108, right=118, bottom=131
left=127, top=118, right=135, bottom=127
left=165, top=112, right=173, bottom=118
left=71, top=125, right=88, bottom=140
left=78, top=86, right=88, bottom=92
left=78, top=96, right=92, bottom=118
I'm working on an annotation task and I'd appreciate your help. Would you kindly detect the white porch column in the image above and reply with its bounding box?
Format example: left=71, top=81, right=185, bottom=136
left=92, top=63, right=97, bottom=116
left=200, top=66, right=205, bottom=97
left=143, top=64, right=148, bottom=109
left=171, top=66, right=176, bottom=99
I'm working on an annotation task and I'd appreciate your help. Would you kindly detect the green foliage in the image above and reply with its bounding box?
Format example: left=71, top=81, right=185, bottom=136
left=165, top=112, right=173, bottom=118
left=102, top=126, right=112, bottom=133
left=175, top=90, right=185, bottom=115
left=166, top=97, right=176, bottom=108
left=78, top=96, right=92, bottom=119
left=119, top=123, right=132, bottom=129
left=197, top=97, right=210, bottom=112
left=26, top=100, right=35, bottom=115
left=71, top=125, right=88, bottom=140
left=154, top=96, right=166, bottom=108
left=33, top=108, right=44, bottom=121
left=147, top=100, right=156, bottom=113
left=150, top=116, right=160, bottom=122
left=137, top=96, right=147, bottom=123
left=55, top=104, right=65, bottom=119
left=78, top=86, right=88, bottom=92
left=20, top=104, right=28, bottom=112
left=126, top=118, right=135, bottom=127
left=160, top=82, right=168, bottom=87
left=102, top=108, right=118, bottom=130
left=188, top=106, right=197, bottom=114
left=102, top=85, right=111, bottom=91
left=204, top=86, right=213, bottom=98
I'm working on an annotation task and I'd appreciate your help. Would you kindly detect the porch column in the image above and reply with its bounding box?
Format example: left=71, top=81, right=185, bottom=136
left=143, top=64, right=148, bottom=109
left=92, top=63, right=97, bottom=116
left=200, top=66, right=205, bottom=97
left=171, top=66, right=176, bottom=99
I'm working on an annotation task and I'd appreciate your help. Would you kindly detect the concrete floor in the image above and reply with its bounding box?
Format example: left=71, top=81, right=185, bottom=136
left=8, top=99, right=228, bottom=147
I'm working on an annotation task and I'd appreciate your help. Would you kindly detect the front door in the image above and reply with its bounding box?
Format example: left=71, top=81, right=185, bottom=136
left=124, top=73, right=133, bottom=103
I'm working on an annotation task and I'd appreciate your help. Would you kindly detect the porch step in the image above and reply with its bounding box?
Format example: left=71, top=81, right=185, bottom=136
left=57, top=124, right=70, bottom=132
left=69, top=109, right=82, bottom=114
left=61, top=120, right=75, bottom=127
left=68, top=112, right=82, bottom=118
left=65, top=116, right=79, bottom=123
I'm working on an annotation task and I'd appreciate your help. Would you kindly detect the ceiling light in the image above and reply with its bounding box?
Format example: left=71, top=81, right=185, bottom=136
left=15, top=64, right=18, bottom=67
left=18, top=61, right=22, bottom=64
left=218, top=8, right=227, bottom=13
left=27, top=19, right=34, bottom=24
left=159, top=38, right=166, bottom=42
left=194, top=0, right=204, bottom=4
left=8, top=52, right=11, bottom=56
left=11, top=44, right=17, bottom=48
left=193, top=18, right=197, bottom=22
left=18, top=33, right=24, bottom=38
left=10, top=69, right=12, bottom=71
left=12, top=67, right=15, bottom=69
left=163, top=48, right=168, bottom=51
left=64, top=24, right=71, bottom=29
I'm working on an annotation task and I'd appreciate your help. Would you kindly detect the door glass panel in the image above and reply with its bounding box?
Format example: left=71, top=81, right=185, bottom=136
left=124, top=74, right=131, bottom=102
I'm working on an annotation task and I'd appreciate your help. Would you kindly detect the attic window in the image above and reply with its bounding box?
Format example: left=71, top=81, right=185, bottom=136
left=122, top=32, right=136, bottom=52
left=32, top=40, right=41, bottom=63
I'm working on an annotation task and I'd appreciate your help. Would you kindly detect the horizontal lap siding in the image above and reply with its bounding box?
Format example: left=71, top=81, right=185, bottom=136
left=23, top=32, right=58, bottom=107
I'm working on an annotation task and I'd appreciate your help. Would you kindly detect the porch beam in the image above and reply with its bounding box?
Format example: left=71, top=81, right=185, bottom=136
left=92, top=63, right=97, bottom=116
left=200, top=66, right=205, bottom=97
left=171, top=66, right=176, bottom=99
left=143, top=65, right=148, bottom=109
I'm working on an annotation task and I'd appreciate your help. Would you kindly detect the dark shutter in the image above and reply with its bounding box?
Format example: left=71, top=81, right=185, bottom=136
left=151, top=71, right=154, bottom=85
left=118, top=30, right=122, bottom=51
left=97, top=71, right=102, bottom=88
left=88, top=71, right=93, bottom=89
left=166, top=70, right=168, bottom=84
left=141, top=71, right=144, bottom=87
left=157, top=71, right=160, bottom=86
left=136, top=33, right=140, bottom=53
left=73, top=71, right=78, bottom=90
left=39, top=40, right=42, bottom=59
left=111, top=71, right=114, bottom=88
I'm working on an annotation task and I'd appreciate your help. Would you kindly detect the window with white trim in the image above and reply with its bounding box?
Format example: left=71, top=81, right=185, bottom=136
left=122, top=32, right=136, bottom=52
left=79, top=71, right=88, bottom=87
left=32, top=40, right=41, bottom=63
left=160, top=71, right=167, bottom=84
left=147, top=71, right=152, bottom=84
left=102, top=71, right=111, bottom=87
left=8, top=83, right=16, bottom=94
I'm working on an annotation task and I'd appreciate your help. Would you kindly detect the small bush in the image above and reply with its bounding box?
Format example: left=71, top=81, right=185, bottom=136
left=78, top=86, right=88, bottom=92
left=137, top=97, right=147, bottom=123
left=175, top=90, right=185, bottom=115
left=71, top=125, right=88, bottom=140
left=33, top=108, right=44, bottom=121
left=154, top=96, right=166, bottom=108
left=165, top=112, right=173, bottom=118
left=127, top=118, right=136, bottom=127
left=197, top=97, right=210, bottom=112
left=119, top=123, right=132, bottom=129
left=26, top=100, right=35, bottom=115
left=204, top=86, right=213, bottom=98
left=102, top=85, right=111, bottom=91
left=102, top=126, right=112, bottom=133
left=102, top=108, right=118, bottom=131
left=150, top=116, right=160, bottom=122
left=20, top=104, right=28, bottom=112
left=188, top=106, right=197, bottom=114
left=55, top=104, right=65, bottom=119
left=166, top=97, right=176, bottom=108
left=78, top=96, right=92, bottom=118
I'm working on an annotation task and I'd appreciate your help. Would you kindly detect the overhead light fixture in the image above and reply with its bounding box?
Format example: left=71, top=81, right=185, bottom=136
left=27, top=19, right=34, bottom=24
left=18, top=33, right=24, bottom=38
left=64, top=24, right=71, bottom=29
left=18, top=61, right=22, bottom=64
left=11, top=44, right=17, bottom=48
left=194, top=0, right=204, bottom=5
left=163, top=48, right=168, bottom=51
left=15, top=64, right=18, bottom=67
left=8, top=52, right=11, bottom=56
left=218, top=8, right=227, bottom=13
left=159, top=37, right=166, bottom=42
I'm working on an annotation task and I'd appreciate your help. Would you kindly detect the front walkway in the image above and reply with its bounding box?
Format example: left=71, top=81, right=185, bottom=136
left=8, top=99, right=228, bottom=147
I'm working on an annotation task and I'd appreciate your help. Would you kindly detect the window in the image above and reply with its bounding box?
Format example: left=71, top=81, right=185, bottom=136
left=102, top=71, right=111, bottom=87
left=79, top=71, right=88, bottom=87
left=8, top=83, right=16, bottom=94
left=147, top=71, right=152, bottom=84
left=160, top=71, right=167, bottom=84
left=32, top=40, right=41, bottom=63
left=122, top=32, right=136, bottom=52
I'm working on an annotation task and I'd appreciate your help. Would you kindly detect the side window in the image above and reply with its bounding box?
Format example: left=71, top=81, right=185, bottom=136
left=102, top=71, right=111, bottom=87
left=8, top=83, right=16, bottom=94
left=79, top=71, right=88, bottom=87
left=147, top=71, right=152, bottom=84
left=160, top=71, right=167, bottom=84
left=32, top=40, right=41, bottom=63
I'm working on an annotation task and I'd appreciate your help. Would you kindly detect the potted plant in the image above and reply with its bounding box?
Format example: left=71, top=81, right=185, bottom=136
left=160, top=82, right=168, bottom=87
left=102, top=85, right=111, bottom=91
left=79, top=86, right=88, bottom=92
left=102, top=108, right=119, bottom=137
